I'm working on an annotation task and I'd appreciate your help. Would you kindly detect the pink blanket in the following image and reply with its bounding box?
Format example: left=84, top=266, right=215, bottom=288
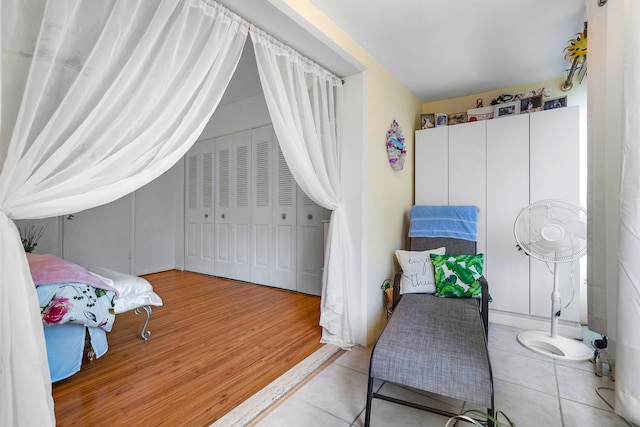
left=26, top=253, right=118, bottom=295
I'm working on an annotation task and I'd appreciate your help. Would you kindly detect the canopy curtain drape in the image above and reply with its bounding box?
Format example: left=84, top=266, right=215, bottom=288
left=250, top=26, right=354, bottom=349
left=0, top=1, right=247, bottom=425
left=617, top=1, right=640, bottom=423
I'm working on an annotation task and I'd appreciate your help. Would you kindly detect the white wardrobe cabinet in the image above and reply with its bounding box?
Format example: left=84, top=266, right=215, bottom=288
left=415, top=106, right=581, bottom=335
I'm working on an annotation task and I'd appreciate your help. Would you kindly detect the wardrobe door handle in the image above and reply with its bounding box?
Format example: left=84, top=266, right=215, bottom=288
left=307, top=214, right=313, bottom=220
left=281, top=213, right=287, bottom=220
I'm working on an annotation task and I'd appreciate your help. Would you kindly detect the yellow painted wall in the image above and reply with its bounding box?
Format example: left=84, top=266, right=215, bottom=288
left=422, top=76, right=587, bottom=116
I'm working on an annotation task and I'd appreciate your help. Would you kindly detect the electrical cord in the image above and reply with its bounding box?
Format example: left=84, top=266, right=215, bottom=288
left=544, top=261, right=577, bottom=308
left=564, top=262, right=577, bottom=308
left=445, top=409, right=515, bottom=427
left=595, top=386, right=615, bottom=410
left=595, top=387, right=634, bottom=426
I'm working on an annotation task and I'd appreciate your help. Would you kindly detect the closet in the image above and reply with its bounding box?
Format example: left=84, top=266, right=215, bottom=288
left=415, top=106, right=581, bottom=335
left=185, top=124, right=326, bottom=296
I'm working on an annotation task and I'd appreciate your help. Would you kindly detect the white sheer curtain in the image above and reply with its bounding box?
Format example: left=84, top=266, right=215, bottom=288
left=617, top=1, right=640, bottom=423
left=1, top=1, right=247, bottom=425
left=250, top=26, right=354, bottom=349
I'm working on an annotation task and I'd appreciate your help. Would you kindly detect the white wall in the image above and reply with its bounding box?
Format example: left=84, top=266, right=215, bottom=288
left=133, top=163, right=180, bottom=275
left=200, top=94, right=271, bottom=139
left=13, top=217, right=61, bottom=257
left=341, top=72, right=367, bottom=345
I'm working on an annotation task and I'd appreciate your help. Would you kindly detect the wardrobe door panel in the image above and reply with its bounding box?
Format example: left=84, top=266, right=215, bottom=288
left=486, top=114, right=530, bottom=315
left=448, top=121, right=487, bottom=255
left=529, top=106, right=581, bottom=321
left=415, top=127, right=448, bottom=205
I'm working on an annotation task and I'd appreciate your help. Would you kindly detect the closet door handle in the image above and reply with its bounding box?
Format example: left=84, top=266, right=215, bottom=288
left=221, top=213, right=225, bottom=219
left=65, top=214, right=75, bottom=220
left=204, top=214, right=208, bottom=218
left=307, top=214, right=313, bottom=220
left=281, top=213, right=287, bottom=220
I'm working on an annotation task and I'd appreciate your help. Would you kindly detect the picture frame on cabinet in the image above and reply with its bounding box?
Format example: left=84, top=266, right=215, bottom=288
left=520, top=95, right=543, bottom=113
left=543, top=96, right=567, bottom=110
left=448, top=112, right=468, bottom=125
left=435, top=113, right=448, bottom=127
left=421, top=113, right=436, bottom=129
left=493, top=101, right=520, bottom=118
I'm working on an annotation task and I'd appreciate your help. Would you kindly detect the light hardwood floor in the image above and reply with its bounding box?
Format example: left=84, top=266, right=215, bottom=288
left=52, top=270, right=323, bottom=426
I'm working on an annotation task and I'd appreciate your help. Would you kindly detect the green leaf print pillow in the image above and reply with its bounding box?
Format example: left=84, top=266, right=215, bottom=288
left=429, top=253, right=484, bottom=298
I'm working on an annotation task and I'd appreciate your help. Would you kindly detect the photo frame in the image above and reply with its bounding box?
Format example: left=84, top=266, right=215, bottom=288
left=467, top=106, right=494, bottom=122
left=517, top=87, right=550, bottom=100
left=435, top=113, right=448, bottom=127
left=420, top=113, right=436, bottom=129
left=520, top=95, right=543, bottom=114
left=543, top=96, right=568, bottom=110
left=448, top=112, right=467, bottom=126
left=493, top=101, right=520, bottom=118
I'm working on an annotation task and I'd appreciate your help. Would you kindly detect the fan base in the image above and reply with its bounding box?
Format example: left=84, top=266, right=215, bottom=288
left=517, top=330, right=593, bottom=361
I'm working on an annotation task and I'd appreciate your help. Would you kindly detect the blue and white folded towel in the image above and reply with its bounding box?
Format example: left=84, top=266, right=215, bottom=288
left=408, top=205, right=478, bottom=241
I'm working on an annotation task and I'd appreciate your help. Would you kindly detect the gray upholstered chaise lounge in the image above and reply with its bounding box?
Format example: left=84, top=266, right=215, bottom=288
left=365, top=235, right=494, bottom=426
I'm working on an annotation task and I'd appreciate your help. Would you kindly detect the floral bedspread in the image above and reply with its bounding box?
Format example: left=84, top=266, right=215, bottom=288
left=37, top=283, right=116, bottom=331
left=27, top=253, right=116, bottom=331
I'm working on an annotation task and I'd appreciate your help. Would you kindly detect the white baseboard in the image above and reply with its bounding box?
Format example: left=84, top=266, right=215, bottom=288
left=489, top=310, right=584, bottom=340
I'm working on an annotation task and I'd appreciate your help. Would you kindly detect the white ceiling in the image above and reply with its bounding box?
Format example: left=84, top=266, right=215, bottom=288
left=219, top=0, right=587, bottom=104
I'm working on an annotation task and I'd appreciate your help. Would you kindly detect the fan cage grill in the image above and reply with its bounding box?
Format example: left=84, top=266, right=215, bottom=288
left=514, top=199, right=587, bottom=263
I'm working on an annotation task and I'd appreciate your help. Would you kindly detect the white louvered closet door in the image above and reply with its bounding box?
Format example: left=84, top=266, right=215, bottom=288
left=272, top=134, right=297, bottom=290
left=296, top=190, right=325, bottom=296
left=215, top=130, right=252, bottom=281
left=184, top=141, right=216, bottom=275
left=250, top=125, right=273, bottom=286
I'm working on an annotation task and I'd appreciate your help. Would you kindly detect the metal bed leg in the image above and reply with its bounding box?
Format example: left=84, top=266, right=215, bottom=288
left=134, top=305, right=152, bottom=341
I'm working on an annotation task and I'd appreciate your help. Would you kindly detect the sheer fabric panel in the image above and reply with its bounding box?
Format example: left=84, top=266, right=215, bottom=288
left=616, top=1, right=640, bottom=423
left=0, top=1, right=247, bottom=425
left=1, top=0, right=248, bottom=218
left=250, top=26, right=354, bottom=348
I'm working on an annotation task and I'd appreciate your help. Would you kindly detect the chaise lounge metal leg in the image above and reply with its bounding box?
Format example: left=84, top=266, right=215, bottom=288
left=365, top=375, right=374, bottom=427
left=134, top=305, right=152, bottom=341
left=487, top=407, right=495, bottom=427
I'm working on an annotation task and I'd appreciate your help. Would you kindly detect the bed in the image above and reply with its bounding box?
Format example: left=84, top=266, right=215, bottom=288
left=27, top=253, right=163, bottom=382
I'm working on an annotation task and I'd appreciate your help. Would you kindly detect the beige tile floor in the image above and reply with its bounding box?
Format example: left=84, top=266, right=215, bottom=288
left=252, top=324, right=631, bottom=427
